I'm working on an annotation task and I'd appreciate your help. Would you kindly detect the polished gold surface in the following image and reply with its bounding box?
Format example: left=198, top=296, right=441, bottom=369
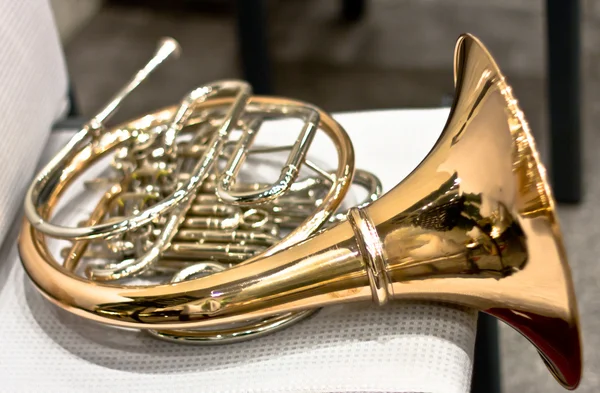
left=19, top=34, right=582, bottom=389
left=20, top=37, right=373, bottom=342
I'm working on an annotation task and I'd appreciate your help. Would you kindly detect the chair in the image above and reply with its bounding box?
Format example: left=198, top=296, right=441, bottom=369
left=0, top=1, right=477, bottom=391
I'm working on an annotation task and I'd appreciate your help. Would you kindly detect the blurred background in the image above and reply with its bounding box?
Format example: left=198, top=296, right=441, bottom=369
left=50, top=1, right=598, bottom=392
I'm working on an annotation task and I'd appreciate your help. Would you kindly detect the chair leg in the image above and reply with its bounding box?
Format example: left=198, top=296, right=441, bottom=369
left=546, top=0, right=582, bottom=203
left=234, top=0, right=273, bottom=95
left=341, top=0, right=366, bottom=22
left=471, top=313, right=501, bottom=393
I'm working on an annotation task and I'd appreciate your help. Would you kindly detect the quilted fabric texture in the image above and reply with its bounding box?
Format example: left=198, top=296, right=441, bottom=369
left=0, top=0, right=68, bottom=244
left=0, top=110, right=477, bottom=393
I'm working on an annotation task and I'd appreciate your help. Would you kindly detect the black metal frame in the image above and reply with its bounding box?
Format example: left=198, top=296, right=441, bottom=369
left=546, top=0, right=582, bottom=203
left=234, top=0, right=272, bottom=95
left=471, top=314, right=501, bottom=393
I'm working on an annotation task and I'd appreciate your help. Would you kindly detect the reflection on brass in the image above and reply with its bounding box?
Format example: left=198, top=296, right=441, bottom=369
left=20, top=37, right=381, bottom=343
left=19, top=34, right=581, bottom=389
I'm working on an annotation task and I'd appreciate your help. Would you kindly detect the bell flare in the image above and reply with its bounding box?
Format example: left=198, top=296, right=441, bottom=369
left=364, top=33, right=581, bottom=389
left=487, top=308, right=581, bottom=389
left=457, top=33, right=581, bottom=390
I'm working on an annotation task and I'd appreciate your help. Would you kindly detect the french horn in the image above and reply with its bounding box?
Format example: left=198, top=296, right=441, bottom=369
left=19, top=34, right=582, bottom=389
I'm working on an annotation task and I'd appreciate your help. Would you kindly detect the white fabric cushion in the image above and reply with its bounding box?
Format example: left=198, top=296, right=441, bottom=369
left=0, top=0, right=68, bottom=243
left=0, top=109, right=477, bottom=393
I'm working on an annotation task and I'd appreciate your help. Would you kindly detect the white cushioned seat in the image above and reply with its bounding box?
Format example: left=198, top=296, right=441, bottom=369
left=1, top=110, right=477, bottom=393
